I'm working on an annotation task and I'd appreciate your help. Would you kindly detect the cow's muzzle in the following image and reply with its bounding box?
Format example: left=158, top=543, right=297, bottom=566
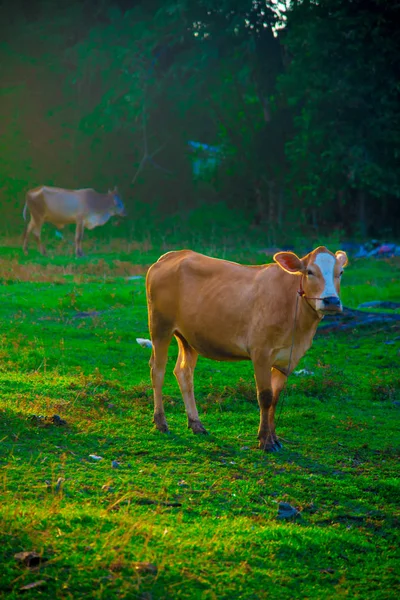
left=319, top=296, right=342, bottom=313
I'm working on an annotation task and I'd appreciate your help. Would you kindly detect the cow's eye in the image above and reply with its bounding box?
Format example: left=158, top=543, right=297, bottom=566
left=307, top=269, right=314, bottom=276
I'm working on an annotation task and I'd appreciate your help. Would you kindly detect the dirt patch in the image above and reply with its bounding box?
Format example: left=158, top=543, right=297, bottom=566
left=0, top=259, right=149, bottom=283
left=0, top=235, right=153, bottom=254
left=318, top=305, right=400, bottom=333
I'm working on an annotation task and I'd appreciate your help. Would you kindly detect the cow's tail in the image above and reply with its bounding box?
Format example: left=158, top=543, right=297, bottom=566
left=136, top=338, right=153, bottom=350
left=22, top=196, right=30, bottom=251
left=23, top=188, right=38, bottom=221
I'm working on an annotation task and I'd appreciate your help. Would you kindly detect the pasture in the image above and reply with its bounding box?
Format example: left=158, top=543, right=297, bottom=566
left=0, top=237, right=399, bottom=599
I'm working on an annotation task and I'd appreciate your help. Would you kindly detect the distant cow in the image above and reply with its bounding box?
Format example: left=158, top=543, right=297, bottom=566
left=22, top=186, right=126, bottom=256
left=146, top=246, right=348, bottom=451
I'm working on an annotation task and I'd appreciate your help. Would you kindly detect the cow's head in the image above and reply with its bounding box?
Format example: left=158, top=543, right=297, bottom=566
left=273, top=246, right=348, bottom=315
left=109, top=186, right=127, bottom=217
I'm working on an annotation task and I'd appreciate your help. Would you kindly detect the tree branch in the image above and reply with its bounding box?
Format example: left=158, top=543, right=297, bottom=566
left=131, top=90, right=171, bottom=183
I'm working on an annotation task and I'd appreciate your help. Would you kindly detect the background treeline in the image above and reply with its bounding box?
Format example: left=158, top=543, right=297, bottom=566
left=0, top=0, right=399, bottom=241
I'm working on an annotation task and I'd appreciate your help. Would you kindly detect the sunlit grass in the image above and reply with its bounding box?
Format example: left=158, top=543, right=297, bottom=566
left=0, top=242, right=399, bottom=598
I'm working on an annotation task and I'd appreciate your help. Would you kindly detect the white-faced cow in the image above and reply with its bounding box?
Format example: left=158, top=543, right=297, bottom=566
left=146, top=246, right=348, bottom=451
left=22, top=186, right=126, bottom=257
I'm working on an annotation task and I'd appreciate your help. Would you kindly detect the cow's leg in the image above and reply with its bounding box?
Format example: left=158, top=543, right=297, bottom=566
left=270, top=368, right=288, bottom=449
left=75, top=221, right=84, bottom=257
left=24, top=219, right=45, bottom=255
left=252, top=354, right=279, bottom=451
left=173, top=334, right=206, bottom=434
left=35, top=222, right=46, bottom=255
left=150, top=336, right=173, bottom=433
left=22, top=220, right=32, bottom=254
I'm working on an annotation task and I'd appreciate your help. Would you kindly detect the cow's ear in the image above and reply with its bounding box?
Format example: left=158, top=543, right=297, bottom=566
left=335, top=250, right=348, bottom=268
left=274, top=251, right=305, bottom=274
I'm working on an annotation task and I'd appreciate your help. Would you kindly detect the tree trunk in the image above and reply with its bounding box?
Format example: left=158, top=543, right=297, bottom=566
left=268, top=181, right=276, bottom=246
left=268, top=180, right=275, bottom=225
left=311, top=208, right=318, bottom=231
left=358, top=189, right=367, bottom=237
left=254, top=183, right=267, bottom=225
left=277, top=187, right=284, bottom=227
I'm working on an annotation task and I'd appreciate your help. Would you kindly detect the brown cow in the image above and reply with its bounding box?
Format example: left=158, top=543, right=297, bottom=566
left=146, top=246, right=348, bottom=451
left=22, top=186, right=126, bottom=257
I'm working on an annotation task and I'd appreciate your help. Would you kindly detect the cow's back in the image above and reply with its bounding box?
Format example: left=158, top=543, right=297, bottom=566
left=147, top=250, right=258, bottom=302
left=26, top=186, right=91, bottom=224
left=146, top=251, right=276, bottom=360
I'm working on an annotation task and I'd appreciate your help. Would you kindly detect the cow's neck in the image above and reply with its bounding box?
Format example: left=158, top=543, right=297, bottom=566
left=86, top=191, right=114, bottom=211
left=299, top=294, right=322, bottom=322
left=295, top=277, right=324, bottom=328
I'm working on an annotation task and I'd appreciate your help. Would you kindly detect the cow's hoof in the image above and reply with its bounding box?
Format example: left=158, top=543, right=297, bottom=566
left=271, top=442, right=283, bottom=452
left=188, top=419, right=208, bottom=435
left=259, top=439, right=282, bottom=452
left=154, top=413, right=169, bottom=433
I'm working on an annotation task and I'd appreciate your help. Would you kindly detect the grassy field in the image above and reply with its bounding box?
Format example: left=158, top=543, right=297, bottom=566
left=0, top=236, right=399, bottom=599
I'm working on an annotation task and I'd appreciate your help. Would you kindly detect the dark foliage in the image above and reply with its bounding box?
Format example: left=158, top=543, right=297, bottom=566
left=0, top=0, right=399, bottom=237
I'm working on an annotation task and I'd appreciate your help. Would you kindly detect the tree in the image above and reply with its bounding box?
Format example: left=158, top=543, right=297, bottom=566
left=1, top=0, right=399, bottom=237
left=278, top=0, right=400, bottom=235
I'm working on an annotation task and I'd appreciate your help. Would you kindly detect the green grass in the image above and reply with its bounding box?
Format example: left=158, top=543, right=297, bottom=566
left=0, top=241, right=399, bottom=599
